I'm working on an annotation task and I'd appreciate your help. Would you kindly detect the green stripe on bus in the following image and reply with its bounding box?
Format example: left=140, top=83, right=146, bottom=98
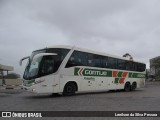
left=115, top=78, right=119, bottom=83
left=74, top=68, right=80, bottom=76
left=74, top=68, right=145, bottom=78
left=129, top=73, right=145, bottom=78
left=117, top=71, right=123, bottom=77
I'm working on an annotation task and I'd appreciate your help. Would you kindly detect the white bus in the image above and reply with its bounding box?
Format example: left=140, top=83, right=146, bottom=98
left=20, top=45, right=146, bottom=96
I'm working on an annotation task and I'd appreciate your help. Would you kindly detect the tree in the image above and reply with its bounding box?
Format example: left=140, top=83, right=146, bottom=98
left=123, top=53, right=133, bottom=61
left=5, top=73, right=21, bottom=79
left=152, top=59, right=160, bottom=80
left=123, top=53, right=131, bottom=57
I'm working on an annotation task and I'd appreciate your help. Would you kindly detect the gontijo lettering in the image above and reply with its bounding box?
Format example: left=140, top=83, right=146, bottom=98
left=74, top=68, right=112, bottom=77
left=85, top=70, right=107, bottom=76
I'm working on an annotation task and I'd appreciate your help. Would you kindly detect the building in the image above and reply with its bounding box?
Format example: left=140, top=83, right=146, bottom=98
left=0, top=64, right=14, bottom=85
left=150, top=56, right=160, bottom=80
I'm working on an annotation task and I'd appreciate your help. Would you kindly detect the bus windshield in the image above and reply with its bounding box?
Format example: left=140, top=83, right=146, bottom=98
left=23, top=48, right=70, bottom=80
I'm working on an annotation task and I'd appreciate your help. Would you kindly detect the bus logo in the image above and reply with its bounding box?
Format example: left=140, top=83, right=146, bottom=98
left=113, top=71, right=128, bottom=84
left=74, top=68, right=112, bottom=77
left=77, top=68, right=84, bottom=76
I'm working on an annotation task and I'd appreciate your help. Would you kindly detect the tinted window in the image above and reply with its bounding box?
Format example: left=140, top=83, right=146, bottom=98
left=24, top=48, right=70, bottom=80
left=92, top=55, right=108, bottom=68
left=46, top=48, right=70, bottom=61
left=87, top=53, right=94, bottom=67
left=137, top=63, right=146, bottom=72
left=94, top=55, right=102, bottom=68
left=40, top=56, right=55, bottom=76
left=117, top=59, right=126, bottom=70
left=126, top=62, right=145, bottom=72
left=65, top=50, right=146, bottom=72
left=126, top=62, right=136, bottom=71
left=79, top=52, right=88, bottom=66
left=66, top=51, right=108, bottom=68
left=108, top=57, right=117, bottom=69
left=66, top=51, right=88, bottom=68
left=101, top=57, right=108, bottom=68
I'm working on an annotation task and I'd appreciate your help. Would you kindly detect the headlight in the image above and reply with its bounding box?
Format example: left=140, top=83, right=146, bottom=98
left=35, top=79, right=45, bottom=84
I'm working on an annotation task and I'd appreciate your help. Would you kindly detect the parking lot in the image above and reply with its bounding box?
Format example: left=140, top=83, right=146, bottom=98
left=0, top=81, right=160, bottom=119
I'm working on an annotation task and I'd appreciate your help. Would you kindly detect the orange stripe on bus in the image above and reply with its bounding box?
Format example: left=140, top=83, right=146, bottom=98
left=113, top=71, right=118, bottom=77
left=122, top=72, right=128, bottom=78
left=119, top=78, right=125, bottom=84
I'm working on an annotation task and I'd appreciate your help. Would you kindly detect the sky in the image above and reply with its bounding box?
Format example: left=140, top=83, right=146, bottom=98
left=0, top=0, right=160, bottom=76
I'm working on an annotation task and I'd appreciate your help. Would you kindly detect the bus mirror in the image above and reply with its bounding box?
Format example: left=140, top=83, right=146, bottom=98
left=19, top=56, right=30, bottom=66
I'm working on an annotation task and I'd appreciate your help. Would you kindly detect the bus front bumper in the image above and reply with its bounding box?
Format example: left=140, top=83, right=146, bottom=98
left=23, top=85, right=37, bottom=93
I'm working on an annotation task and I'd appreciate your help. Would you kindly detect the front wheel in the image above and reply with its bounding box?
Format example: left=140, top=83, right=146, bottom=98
left=63, top=83, right=76, bottom=96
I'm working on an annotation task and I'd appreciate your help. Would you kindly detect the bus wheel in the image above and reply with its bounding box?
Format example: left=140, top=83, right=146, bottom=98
left=131, top=82, right=137, bottom=91
left=63, top=82, right=76, bottom=96
left=124, top=82, right=131, bottom=92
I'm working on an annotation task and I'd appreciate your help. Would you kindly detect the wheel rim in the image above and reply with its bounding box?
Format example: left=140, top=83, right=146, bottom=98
left=63, top=83, right=76, bottom=96
left=66, top=86, right=73, bottom=93
left=125, top=83, right=130, bottom=91
left=132, top=83, right=136, bottom=90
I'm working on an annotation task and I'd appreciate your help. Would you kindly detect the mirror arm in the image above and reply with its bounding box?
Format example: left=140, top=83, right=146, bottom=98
left=19, top=56, right=30, bottom=66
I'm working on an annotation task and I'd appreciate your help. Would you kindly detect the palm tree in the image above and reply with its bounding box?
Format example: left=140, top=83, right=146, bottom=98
left=123, top=53, right=133, bottom=61
left=123, top=53, right=131, bottom=57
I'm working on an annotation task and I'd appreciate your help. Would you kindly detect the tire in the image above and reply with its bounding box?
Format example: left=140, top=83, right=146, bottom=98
left=124, top=82, right=131, bottom=92
left=51, top=93, right=59, bottom=96
left=63, top=83, right=76, bottom=96
left=131, top=82, right=137, bottom=91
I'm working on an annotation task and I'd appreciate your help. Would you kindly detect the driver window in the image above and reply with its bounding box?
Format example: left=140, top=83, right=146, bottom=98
left=41, top=56, right=54, bottom=75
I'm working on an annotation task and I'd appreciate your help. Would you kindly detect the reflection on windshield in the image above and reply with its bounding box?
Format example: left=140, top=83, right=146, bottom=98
left=24, top=56, right=42, bottom=79
left=23, top=48, right=70, bottom=80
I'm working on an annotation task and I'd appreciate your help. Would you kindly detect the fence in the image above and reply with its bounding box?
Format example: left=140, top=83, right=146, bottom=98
left=0, top=78, right=23, bottom=89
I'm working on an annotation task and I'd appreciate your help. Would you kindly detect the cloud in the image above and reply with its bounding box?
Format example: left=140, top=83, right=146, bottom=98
left=0, top=0, right=160, bottom=75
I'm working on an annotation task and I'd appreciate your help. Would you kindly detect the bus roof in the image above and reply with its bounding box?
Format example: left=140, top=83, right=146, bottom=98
left=47, top=45, right=73, bottom=49
left=43, top=45, right=144, bottom=64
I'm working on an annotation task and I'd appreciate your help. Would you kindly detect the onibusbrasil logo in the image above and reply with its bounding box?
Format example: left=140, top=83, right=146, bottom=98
left=1, top=112, right=42, bottom=118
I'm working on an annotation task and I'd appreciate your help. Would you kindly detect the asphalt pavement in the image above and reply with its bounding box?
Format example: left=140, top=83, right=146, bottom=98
left=0, top=81, right=160, bottom=120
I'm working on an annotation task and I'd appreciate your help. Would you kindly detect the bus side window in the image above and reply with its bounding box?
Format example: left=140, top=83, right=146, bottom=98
left=93, top=55, right=101, bottom=68
left=101, top=57, right=108, bottom=68
left=93, top=55, right=108, bottom=68
left=40, top=56, right=54, bottom=76
left=87, top=53, right=94, bottom=67
left=117, top=59, right=126, bottom=70
left=126, top=61, right=130, bottom=70
left=127, top=62, right=137, bottom=71
left=65, top=51, right=88, bottom=68
left=137, top=63, right=146, bottom=72
left=108, top=57, right=117, bottom=69
left=78, top=52, right=88, bottom=66
left=65, top=52, right=76, bottom=68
